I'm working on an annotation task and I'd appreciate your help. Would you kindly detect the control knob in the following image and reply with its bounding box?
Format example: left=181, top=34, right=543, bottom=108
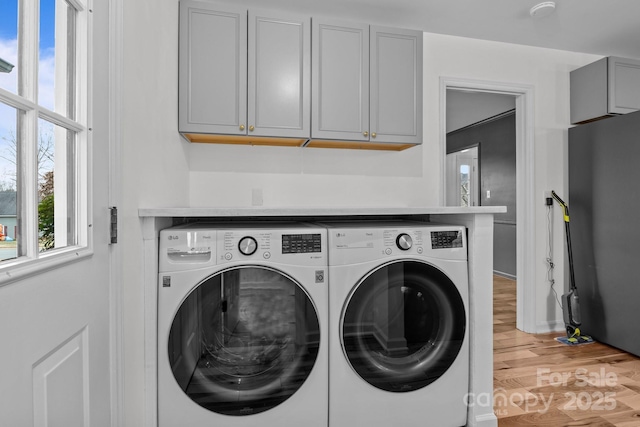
left=396, top=233, right=413, bottom=251
left=238, top=236, right=258, bottom=256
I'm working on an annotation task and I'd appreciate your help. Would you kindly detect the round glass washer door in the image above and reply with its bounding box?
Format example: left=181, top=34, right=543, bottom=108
left=168, top=266, right=320, bottom=416
left=341, top=260, right=466, bottom=392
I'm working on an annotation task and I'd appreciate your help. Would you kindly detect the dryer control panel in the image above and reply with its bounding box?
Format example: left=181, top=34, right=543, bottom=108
left=326, top=223, right=467, bottom=265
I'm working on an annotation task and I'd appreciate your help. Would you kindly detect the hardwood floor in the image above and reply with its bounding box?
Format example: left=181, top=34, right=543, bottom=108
left=493, top=275, right=640, bottom=426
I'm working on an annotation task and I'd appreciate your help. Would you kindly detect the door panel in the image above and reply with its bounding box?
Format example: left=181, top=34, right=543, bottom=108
left=167, top=267, right=320, bottom=416
left=342, top=261, right=466, bottom=392
left=248, top=10, right=310, bottom=138
left=446, top=147, right=478, bottom=207
left=370, top=27, right=422, bottom=144
left=312, top=19, right=369, bottom=141
left=179, top=1, right=247, bottom=134
left=33, top=330, right=89, bottom=427
left=0, top=0, right=112, bottom=424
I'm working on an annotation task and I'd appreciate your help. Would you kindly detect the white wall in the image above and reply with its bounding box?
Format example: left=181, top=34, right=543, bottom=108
left=120, top=1, right=602, bottom=424
left=121, top=1, right=189, bottom=426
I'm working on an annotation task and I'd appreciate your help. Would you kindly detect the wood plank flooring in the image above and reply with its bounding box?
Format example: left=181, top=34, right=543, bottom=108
left=493, top=275, right=640, bottom=426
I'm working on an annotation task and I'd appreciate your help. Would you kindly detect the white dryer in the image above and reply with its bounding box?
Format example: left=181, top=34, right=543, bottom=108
left=157, top=223, right=328, bottom=427
left=325, top=222, right=469, bottom=427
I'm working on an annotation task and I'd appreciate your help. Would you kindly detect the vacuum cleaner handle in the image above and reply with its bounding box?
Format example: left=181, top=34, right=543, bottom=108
left=551, top=191, right=570, bottom=223
left=551, top=191, right=578, bottom=293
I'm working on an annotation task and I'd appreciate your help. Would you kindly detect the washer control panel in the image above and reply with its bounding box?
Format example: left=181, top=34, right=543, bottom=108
left=159, top=225, right=328, bottom=271
left=282, top=233, right=323, bottom=254
left=430, top=230, right=464, bottom=249
left=219, top=228, right=326, bottom=266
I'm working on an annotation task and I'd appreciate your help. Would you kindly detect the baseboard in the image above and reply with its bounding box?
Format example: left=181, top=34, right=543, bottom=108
left=535, top=320, right=565, bottom=334
left=493, top=270, right=516, bottom=280
left=467, top=411, right=498, bottom=427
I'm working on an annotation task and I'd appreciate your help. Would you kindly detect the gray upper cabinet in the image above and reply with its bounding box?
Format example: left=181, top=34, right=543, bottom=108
left=571, top=56, right=640, bottom=125
left=179, top=1, right=422, bottom=150
left=179, top=1, right=247, bottom=135
left=370, top=26, right=422, bottom=145
left=312, top=19, right=422, bottom=146
left=312, top=20, right=370, bottom=142
left=248, top=10, right=310, bottom=138
left=179, top=1, right=310, bottom=140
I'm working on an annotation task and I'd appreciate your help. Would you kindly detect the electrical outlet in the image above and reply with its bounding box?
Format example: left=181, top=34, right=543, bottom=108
left=544, top=190, right=553, bottom=206
left=252, top=188, right=263, bottom=206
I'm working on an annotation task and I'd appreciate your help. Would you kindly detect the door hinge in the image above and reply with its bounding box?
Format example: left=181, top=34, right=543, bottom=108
left=110, top=206, right=118, bottom=244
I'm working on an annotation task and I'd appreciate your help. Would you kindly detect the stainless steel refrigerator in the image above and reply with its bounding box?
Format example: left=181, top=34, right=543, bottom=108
left=569, top=109, right=640, bottom=357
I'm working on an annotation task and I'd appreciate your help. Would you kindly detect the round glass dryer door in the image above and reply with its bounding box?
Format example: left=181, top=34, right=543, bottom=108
left=342, top=260, right=466, bottom=392
left=168, top=266, right=320, bottom=416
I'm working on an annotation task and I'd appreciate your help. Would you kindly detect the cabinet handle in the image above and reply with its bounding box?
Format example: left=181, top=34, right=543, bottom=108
left=371, top=132, right=377, bottom=138
left=363, top=131, right=369, bottom=137
left=239, top=124, right=245, bottom=131
left=249, top=125, right=255, bottom=132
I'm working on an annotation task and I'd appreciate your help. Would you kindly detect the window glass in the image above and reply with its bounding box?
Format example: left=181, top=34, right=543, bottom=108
left=39, top=0, right=76, bottom=118
left=0, top=0, right=19, bottom=94
left=38, top=118, right=76, bottom=252
left=0, top=103, right=19, bottom=261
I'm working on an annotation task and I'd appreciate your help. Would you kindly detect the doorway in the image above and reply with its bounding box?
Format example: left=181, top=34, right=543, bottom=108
left=440, top=78, right=536, bottom=333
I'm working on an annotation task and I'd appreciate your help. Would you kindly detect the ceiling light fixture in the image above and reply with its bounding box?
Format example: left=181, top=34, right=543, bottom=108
left=530, top=1, right=556, bottom=18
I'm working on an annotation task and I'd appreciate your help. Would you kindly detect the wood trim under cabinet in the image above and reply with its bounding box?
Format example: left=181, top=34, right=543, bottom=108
left=182, top=133, right=307, bottom=147
left=305, top=139, right=415, bottom=151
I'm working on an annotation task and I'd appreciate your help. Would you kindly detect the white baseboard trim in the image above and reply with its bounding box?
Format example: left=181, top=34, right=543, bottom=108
left=536, top=320, right=565, bottom=334
left=493, top=270, right=516, bottom=280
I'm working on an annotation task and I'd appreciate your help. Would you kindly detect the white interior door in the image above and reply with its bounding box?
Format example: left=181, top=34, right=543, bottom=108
left=446, top=147, right=479, bottom=207
left=0, top=0, right=113, bottom=425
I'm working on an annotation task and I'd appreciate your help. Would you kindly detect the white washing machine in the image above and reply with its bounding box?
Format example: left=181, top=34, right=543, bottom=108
left=157, top=223, right=328, bottom=427
left=324, top=221, right=469, bottom=427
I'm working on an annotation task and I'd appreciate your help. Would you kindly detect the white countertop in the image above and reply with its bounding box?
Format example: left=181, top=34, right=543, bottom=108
left=139, top=206, right=507, bottom=217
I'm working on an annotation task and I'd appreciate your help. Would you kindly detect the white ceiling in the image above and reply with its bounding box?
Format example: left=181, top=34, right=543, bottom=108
left=227, top=0, right=640, bottom=59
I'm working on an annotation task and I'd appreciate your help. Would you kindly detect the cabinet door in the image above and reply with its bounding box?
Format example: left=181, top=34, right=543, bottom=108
left=179, top=1, right=247, bottom=135
left=608, top=57, right=640, bottom=115
left=248, top=10, right=310, bottom=138
left=370, top=26, right=422, bottom=145
left=312, top=19, right=369, bottom=141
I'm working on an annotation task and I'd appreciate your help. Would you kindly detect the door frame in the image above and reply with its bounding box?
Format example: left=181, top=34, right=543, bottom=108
left=108, top=0, right=124, bottom=425
left=440, top=77, right=536, bottom=333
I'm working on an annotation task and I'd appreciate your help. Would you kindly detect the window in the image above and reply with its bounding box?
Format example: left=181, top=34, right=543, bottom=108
left=0, top=0, right=88, bottom=267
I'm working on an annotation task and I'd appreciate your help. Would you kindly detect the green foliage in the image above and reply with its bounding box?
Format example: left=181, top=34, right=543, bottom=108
left=38, top=194, right=55, bottom=250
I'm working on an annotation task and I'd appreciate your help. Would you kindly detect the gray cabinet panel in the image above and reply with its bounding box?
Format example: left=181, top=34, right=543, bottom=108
left=570, top=56, right=640, bottom=124
left=370, top=27, right=422, bottom=144
left=248, top=11, right=310, bottom=138
left=312, top=20, right=369, bottom=141
left=179, top=1, right=247, bottom=134
left=609, top=57, right=640, bottom=114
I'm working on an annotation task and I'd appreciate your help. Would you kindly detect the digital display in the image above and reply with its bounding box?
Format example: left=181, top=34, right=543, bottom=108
left=431, top=231, right=463, bottom=249
left=282, top=234, right=322, bottom=254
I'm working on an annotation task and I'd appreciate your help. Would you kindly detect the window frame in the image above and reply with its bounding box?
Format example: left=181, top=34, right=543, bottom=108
left=0, top=0, right=92, bottom=285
